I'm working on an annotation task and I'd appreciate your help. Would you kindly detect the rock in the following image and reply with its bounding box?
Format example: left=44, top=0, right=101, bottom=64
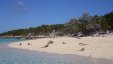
left=62, top=42, right=66, bottom=44
left=28, top=43, right=31, bottom=45
left=19, top=43, right=22, bottom=45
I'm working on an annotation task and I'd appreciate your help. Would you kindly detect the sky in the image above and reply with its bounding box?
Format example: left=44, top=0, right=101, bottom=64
left=0, top=0, right=113, bottom=33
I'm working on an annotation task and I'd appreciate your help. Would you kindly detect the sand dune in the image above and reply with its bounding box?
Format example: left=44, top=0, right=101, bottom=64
left=8, top=36, right=113, bottom=59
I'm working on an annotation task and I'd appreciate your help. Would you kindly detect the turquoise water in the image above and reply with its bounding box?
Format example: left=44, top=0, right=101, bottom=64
left=0, top=38, right=113, bottom=64
left=0, top=38, right=26, bottom=43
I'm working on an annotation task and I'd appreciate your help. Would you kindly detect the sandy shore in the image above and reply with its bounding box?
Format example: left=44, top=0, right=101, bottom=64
left=8, top=36, right=113, bottom=59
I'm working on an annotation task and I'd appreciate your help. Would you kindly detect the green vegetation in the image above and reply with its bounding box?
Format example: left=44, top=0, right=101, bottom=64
left=0, top=11, right=113, bottom=37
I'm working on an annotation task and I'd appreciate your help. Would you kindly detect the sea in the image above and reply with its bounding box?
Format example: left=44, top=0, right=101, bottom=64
left=0, top=38, right=113, bottom=64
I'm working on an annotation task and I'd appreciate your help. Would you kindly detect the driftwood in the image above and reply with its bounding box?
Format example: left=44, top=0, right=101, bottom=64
left=77, top=37, right=81, bottom=39
left=78, top=48, right=85, bottom=51
left=42, top=40, right=54, bottom=48
left=79, top=42, right=87, bottom=46
left=43, top=44, right=49, bottom=48
left=48, top=40, right=54, bottom=44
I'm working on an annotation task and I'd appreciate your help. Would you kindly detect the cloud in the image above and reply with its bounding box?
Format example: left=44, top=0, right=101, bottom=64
left=15, top=0, right=28, bottom=13
left=17, top=0, right=24, bottom=6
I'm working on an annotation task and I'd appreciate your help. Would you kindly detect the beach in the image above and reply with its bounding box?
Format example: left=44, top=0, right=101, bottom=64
left=8, top=36, right=113, bottom=59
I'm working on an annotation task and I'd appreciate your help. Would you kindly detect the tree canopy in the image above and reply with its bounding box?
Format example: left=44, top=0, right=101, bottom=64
left=0, top=11, right=113, bottom=36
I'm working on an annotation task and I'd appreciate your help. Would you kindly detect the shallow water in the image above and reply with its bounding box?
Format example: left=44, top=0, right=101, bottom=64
left=0, top=38, right=26, bottom=43
left=0, top=39, right=113, bottom=64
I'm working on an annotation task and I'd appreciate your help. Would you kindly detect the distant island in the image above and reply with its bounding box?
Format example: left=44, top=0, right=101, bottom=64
left=0, top=11, right=113, bottom=39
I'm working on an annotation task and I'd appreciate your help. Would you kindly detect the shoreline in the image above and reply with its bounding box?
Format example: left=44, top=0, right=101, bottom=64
left=8, top=36, right=113, bottom=59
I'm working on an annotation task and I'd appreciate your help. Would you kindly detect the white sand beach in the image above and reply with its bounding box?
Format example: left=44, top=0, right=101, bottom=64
left=8, top=36, right=113, bottom=59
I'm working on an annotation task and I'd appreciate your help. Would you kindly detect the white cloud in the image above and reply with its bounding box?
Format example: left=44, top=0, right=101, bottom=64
left=17, top=0, right=24, bottom=6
